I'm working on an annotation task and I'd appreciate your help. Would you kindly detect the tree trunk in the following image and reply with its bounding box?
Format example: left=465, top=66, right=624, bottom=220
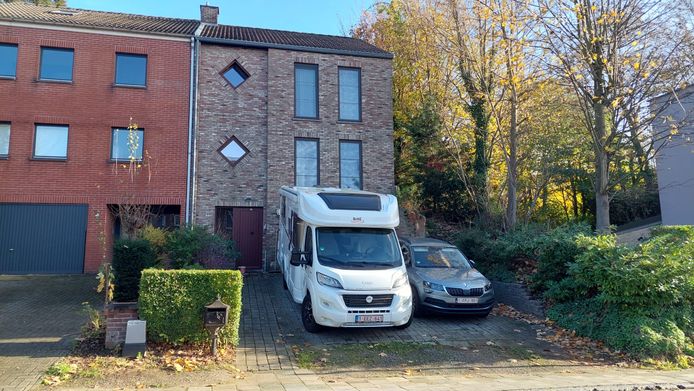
left=471, top=98, right=491, bottom=225
left=505, top=90, right=518, bottom=229
left=594, top=100, right=611, bottom=233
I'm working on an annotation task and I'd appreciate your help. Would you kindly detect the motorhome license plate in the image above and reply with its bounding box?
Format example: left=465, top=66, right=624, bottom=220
left=455, top=297, right=479, bottom=304
left=355, top=315, right=384, bottom=323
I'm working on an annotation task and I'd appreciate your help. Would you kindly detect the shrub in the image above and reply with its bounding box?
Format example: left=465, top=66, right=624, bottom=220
left=138, top=269, right=243, bottom=346
left=138, top=225, right=169, bottom=260
left=112, top=239, right=156, bottom=302
left=165, top=225, right=239, bottom=269
left=529, top=223, right=591, bottom=293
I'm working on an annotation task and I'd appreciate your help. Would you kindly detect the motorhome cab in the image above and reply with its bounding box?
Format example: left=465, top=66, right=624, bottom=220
left=277, top=187, right=413, bottom=332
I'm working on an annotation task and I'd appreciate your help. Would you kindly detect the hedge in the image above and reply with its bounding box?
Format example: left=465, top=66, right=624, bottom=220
left=112, top=239, right=157, bottom=302
left=139, top=269, right=243, bottom=346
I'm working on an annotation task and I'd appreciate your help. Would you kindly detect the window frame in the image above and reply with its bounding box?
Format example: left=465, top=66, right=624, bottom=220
left=110, top=127, right=145, bottom=162
left=0, top=43, right=18, bottom=79
left=338, top=66, right=362, bottom=122
left=339, top=140, right=363, bottom=190
left=0, top=122, right=10, bottom=158
left=217, top=135, right=250, bottom=166
left=114, top=52, right=148, bottom=88
left=294, top=63, right=319, bottom=119
left=294, top=137, right=320, bottom=187
left=33, top=123, right=69, bottom=161
left=220, top=60, right=250, bottom=89
left=39, top=47, right=74, bottom=83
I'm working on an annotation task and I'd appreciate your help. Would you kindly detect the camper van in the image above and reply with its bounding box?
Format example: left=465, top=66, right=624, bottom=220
left=277, top=186, right=413, bottom=332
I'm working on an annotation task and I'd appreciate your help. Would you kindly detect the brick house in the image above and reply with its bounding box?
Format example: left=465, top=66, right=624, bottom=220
left=191, top=7, right=394, bottom=271
left=0, top=3, right=197, bottom=273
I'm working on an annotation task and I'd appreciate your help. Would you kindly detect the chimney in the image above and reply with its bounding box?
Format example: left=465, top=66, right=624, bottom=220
left=200, top=5, right=219, bottom=24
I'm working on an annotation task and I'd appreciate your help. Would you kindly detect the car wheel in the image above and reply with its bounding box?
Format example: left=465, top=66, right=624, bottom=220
left=282, top=275, right=288, bottom=290
left=301, top=294, right=323, bottom=333
left=411, top=286, right=427, bottom=318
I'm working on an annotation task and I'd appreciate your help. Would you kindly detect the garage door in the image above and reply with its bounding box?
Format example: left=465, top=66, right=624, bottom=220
left=0, top=204, right=87, bottom=274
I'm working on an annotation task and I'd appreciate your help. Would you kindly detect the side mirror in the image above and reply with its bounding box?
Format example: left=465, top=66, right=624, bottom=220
left=290, top=251, right=312, bottom=266
left=469, top=259, right=476, bottom=269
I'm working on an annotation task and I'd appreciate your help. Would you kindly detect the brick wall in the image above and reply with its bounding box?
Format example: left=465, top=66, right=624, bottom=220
left=194, top=43, right=394, bottom=270
left=0, top=25, right=191, bottom=272
left=104, top=302, right=139, bottom=349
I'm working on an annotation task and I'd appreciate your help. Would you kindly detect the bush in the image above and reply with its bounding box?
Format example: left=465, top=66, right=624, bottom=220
left=529, top=223, right=591, bottom=293
left=112, top=239, right=157, bottom=302
left=139, top=269, right=243, bottom=346
left=139, top=225, right=169, bottom=260
left=166, top=225, right=239, bottom=269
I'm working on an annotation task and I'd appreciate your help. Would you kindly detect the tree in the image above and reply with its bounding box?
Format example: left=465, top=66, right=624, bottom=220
left=537, top=0, right=689, bottom=232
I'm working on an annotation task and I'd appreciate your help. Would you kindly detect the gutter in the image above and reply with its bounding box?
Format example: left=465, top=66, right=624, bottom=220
left=185, top=23, right=204, bottom=224
left=197, top=36, right=393, bottom=60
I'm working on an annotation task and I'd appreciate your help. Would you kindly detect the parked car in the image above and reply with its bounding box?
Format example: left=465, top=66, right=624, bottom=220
left=399, top=237, right=495, bottom=317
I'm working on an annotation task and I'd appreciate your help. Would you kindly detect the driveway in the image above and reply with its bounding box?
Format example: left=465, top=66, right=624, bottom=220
left=237, top=274, right=574, bottom=373
left=0, top=275, right=100, bottom=391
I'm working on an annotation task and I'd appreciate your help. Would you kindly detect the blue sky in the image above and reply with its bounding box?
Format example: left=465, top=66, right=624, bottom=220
left=67, top=0, right=381, bottom=36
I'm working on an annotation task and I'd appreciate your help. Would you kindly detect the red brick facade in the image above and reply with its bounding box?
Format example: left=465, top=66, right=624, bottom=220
left=0, top=25, right=191, bottom=272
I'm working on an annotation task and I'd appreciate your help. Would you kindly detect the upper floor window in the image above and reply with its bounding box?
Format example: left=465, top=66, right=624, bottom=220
left=34, top=124, right=68, bottom=159
left=222, top=61, right=249, bottom=88
left=295, top=64, right=318, bottom=119
left=40, top=47, right=74, bottom=82
left=115, top=53, right=147, bottom=87
left=339, top=67, right=361, bottom=121
left=111, top=127, right=144, bottom=161
left=295, top=138, right=319, bottom=187
left=340, top=140, right=362, bottom=189
left=0, top=123, right=10, bottom=157
left=0, top=44, right=18, bottom=78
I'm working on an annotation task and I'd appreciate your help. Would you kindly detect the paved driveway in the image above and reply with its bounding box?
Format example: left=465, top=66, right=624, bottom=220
left=237, top=274, right=569, bottom=372
left=0, top=275, right=100, bottom=391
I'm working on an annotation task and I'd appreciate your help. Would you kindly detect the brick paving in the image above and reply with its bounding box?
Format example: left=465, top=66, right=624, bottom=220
left=237, top=274, right=560, bottom=373
left=0, top=275, right=100, bottom=391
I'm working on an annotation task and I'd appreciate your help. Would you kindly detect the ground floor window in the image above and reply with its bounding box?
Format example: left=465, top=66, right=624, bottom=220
left=110, top=204, right=181, bottom=240
left=295, top=138, right=319, bottom=187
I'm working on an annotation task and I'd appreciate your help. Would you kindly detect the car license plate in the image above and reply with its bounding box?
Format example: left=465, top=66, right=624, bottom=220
left=455, top=297, right=479, bottom=304
left=355, top=315, right=384, bottom=323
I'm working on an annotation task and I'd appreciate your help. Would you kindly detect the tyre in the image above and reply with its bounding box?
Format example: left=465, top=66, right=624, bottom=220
left=301, top=294, right=323, bottom=333
left=282, top=274, right=288, bottom=290
left=411, top=286, right=427, bottom=318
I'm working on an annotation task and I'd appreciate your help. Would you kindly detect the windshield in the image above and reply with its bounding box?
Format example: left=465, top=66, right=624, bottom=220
left=315, top=228, right=402, bottom=269
left=412, top=246, right=472, bottom=270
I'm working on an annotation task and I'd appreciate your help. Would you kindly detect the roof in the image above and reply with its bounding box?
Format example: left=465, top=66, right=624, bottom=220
left=280, top=186, right=400, bottom=228
left=400, top=237, right=455, bottom=247
left=200, top=24, right=393, bottom=59
left=0, top=2, right=199, bottom=37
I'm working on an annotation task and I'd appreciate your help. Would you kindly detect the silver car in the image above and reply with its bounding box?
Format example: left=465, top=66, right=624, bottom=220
left=399, top=237, right=495, bottom=317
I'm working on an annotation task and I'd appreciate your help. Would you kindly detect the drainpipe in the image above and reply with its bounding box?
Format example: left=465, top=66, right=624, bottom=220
left=185, top=25, right=203, bottom=224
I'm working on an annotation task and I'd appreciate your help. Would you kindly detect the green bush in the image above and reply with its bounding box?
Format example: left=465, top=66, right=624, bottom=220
left=112, top=239, right=157, bottom=302
left=138, top=269, right=243, bottom=346
left=166, top=225, right=239, bottom=269
left=529, top=223, right=591, bottom=293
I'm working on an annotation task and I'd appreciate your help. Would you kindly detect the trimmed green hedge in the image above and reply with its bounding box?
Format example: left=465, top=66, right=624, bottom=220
left=139, top=269, right=243, bottom=346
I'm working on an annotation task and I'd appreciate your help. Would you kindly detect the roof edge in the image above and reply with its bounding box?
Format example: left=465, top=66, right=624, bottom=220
left=197, top=36, right=394, bottom=60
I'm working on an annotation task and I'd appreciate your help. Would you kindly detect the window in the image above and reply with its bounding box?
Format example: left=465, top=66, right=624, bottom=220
left=0, top=44, right=18, bottom=78
left=34, top=124, right=68, bottom=159
left=294, top=64, right=318, bottom=118
left=39, top=47, right=74, bottom=81
left=339, top=67, right=361, bottom=121
left=340, top=140, right=362, bottom=189
left=295, top=138, right=319, bottom=187
left=221, top=61, right=249, bottom=88
left=0, top=123, right=9, bottom=157
left=218, top=136, right=249, bottom=166
left=111, top=128, right=144, bottom=161
left=115, top=53, right=147, bottom=86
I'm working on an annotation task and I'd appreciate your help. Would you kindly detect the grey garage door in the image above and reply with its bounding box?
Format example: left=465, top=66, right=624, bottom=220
left=0, top=204, right=87, bottom=274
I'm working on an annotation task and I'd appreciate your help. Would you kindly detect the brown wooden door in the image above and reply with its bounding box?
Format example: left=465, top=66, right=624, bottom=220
left=232, top=207, right=263, bottom=269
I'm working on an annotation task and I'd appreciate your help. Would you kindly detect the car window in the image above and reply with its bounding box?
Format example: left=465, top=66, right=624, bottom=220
left=411, top=246, right=472, bottom=270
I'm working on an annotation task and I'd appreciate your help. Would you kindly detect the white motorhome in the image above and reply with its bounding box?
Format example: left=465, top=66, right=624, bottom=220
left=277, top=186, right=412, bottom=332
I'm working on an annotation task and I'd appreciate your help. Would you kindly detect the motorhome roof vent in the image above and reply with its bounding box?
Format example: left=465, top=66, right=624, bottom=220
left=318, top=193, right=381, bottom=211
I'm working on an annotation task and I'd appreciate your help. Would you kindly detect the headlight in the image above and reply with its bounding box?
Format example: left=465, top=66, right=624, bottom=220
left=484, top=281, right=493, bottom=292
left=392, top=272, right=408, bottom=288
left=316, top=272, right=343, bottom=289
left=423, top=280, right=444, bottom=292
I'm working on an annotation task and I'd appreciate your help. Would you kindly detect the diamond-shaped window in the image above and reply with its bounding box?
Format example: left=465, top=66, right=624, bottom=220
left=222, top=61, right=249, bottom=88
left=218, top=136, right=249, bottom=166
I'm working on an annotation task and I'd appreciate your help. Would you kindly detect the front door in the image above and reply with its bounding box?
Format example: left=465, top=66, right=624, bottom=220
left=232, top=207, right=263, bottom=269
